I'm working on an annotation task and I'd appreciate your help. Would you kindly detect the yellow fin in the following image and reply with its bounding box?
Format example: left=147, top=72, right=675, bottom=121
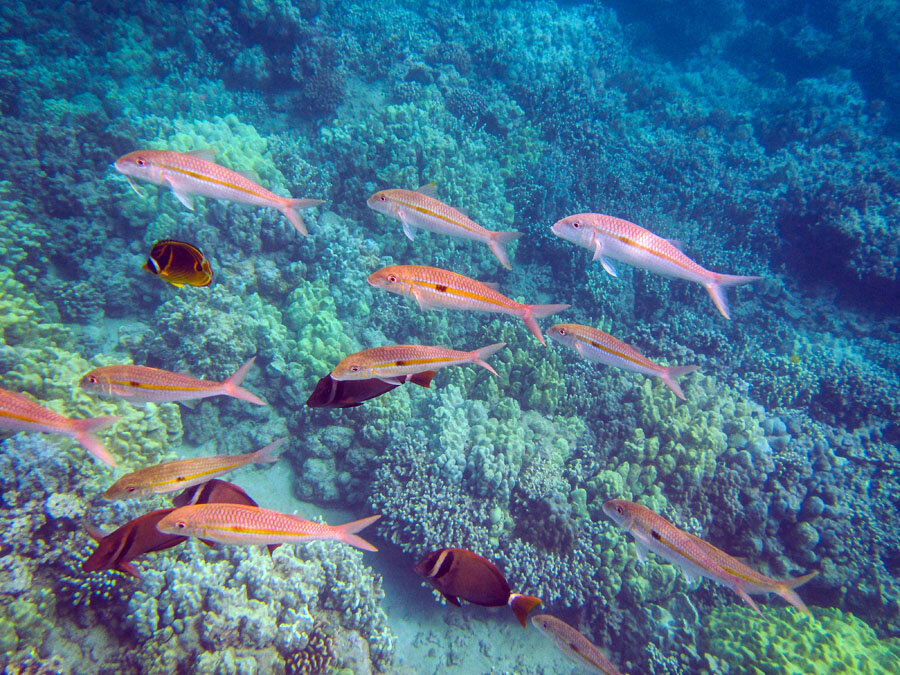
left=416, top=182, right=438, bottom=199
left=185, top=149, right=216, bottom=162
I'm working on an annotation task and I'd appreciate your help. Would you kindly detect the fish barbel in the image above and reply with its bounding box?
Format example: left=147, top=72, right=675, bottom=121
left=547, top=323, right=698, bottom=400
left=80, top=357, right=266, bottom=405
left=368, top=265, right=569, bottom=345
left=115, top=149, right=324, bottom=236
left=102, top=437, right=286, bottom=499
left=367, top=184, right=523, bottom=269
left=0, top=386, right=119, bottom=466
left=603, top=499, right=818, bottom=615
left=331, top=343, right=506, bottom=383
left=551, top=213, right=760, bottom=319
left=156, top=504, right=380, bottom=552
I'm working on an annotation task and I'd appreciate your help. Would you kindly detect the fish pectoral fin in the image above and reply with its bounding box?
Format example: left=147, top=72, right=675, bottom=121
left=573, top=340, right=591, bottom=360
left=634, top=540, right=650, bottom=563
left=378, top=377, right=404, bottom=386
left=411, top=290, right=436, bottom=311
left=441, top=592, right=462, bottom=607
left=401, top=219, right=417, bottom=241
left=125, top=175, right=147, bottom=198
left=163, top=176, right=195, bottom=210
left=185, top=149, right=216, bottom=162
left=599, top=255, right=618, bottom=277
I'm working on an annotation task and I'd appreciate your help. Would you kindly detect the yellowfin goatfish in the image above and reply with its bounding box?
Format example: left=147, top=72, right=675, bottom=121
left=547, top=323, right=698, bottom=400
left=368, top=265, right=569, bottom=345
left=331, top=343, right=506, bottom=384
left=156, top=504, right=381, bottom=552
left=143, top=239, right=213, bottom=288
left=531, top=614, right=625, bottom=675
left=115, top=149, right=324, bottom=236
left=603, top=499, right=818, bottom=615
left=102, top=437, right=287, bottom=500
left=551, top=213, right=760, bottom=319
left=79, top=357, right=266, bottom=405
left=367, top=184, right=523, bottom=269
left=0, top=386, right=120, bottom=466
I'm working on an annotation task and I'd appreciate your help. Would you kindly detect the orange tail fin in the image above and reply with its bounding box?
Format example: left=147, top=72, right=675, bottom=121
left=283, top=198, right=325, bottom=237
left=777, top=571, right=818, bottom=616
left=704, top=273, right=761, bottom=320
left=508, top=593, right=542, bottom=627
left=659, top=365, right=700, bottom=400
left=335, top=515, right=381, bottom=552
left=70, top=416, right=121, bottom=466
left=521, top=304, right=570, bottom=345
left=222, top=357, right=267, bottom=405
left=488, top=231, right=523, bottom=270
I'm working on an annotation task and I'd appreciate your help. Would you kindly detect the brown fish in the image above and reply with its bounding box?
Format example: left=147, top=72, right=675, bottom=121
left=306, top=371, right=436, bottom=409
left=84, top=480, right=278, bottom=577
left=143, top=239, right=213, bottom=288
left=414, top=547, right=542, bottom=627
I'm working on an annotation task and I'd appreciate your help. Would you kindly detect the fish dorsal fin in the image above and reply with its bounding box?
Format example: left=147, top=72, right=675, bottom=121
left=666, top=238, right=685, bottom=252
left=416, top=182, right=439, bottom=199
left=186, top=149, right=216, bottom=162
left=481, top=281, right=501, bottom=291
left=236, top=169, right=261, bottom=183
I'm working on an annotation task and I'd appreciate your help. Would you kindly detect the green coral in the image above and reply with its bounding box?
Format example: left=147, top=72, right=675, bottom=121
left=0, top=588, right=56, bottom=655
left=701, top=606, right=900, bottom=674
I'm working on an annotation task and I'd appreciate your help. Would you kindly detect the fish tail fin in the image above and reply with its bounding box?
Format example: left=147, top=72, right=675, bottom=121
left=334, top=514, right=381, bottom=552
left=777, top=571, right=819, bottom=616
left=488, top=231, right=524, bottom=270
left=521, top=304, right=571, bottom=345
left=222, top=357, right=267, bottom=405
left=70, top=416, right=121, bottom=466
left=704, top=273, right=761, bottom=320
left=283, top=198, right=325, bottom=237
left=659, top=365, right=700, bottom=400
left=252, top=437, right=288, bottom=463
left=470, top=342, right=506, bottom=376
left=508, top=593, right=542, bottom=627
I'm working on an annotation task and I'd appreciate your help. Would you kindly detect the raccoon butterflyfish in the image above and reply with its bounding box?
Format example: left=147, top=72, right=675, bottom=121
left=143, top=239, right=213, bottom=288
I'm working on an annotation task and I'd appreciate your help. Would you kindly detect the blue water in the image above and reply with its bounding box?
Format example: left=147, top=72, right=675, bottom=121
left=1, top=1, right=898, bottom=673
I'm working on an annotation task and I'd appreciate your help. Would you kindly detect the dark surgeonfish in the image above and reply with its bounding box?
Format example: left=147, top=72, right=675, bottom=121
left=306, top=371, right=435, bottom=409
left=83, top=479, right=276, bottom=576
left=414, top=547, right=542, bottom=627
left=143, top=239, right=213, bottom=288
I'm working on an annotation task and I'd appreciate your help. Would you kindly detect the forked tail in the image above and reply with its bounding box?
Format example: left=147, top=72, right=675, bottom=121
left=70, top=416, right=121, bottom=466
left=508, top=593, right=542, bottom=627
left=469, top=342, right=507, bottom=376
left=283, top=198, right=325, bottom=237
left=777, top=570, right=819, bottom=616
left=659, top=365, right=700, bottom=401
left=704, top=273, right=761, bottom=320
left=251, top=437, right=288, bottom=463
left=335, top=514, right=381, bottom=552
left=488, top=231, right=524, bottom=270
left=222, top=357, right=267, bottom=405
left=521, top=304, right=571, bottom=345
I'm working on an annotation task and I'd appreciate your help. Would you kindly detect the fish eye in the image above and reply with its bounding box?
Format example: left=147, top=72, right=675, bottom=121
left=136, top=157, right=147, bottom=167
left=127, top=486, right=136, bottom=492
left=572, top=221, right=580, bottom=229
left=616, top=506, right=623, bottom=514
left=88, top=375, right=98, bottom=384
left=175, top=521, right=186, bottom=529
left=557, top=328, right=567, bottom=336
left=350, top=365, right=360, bottom=372
left=387, top=274, right=397, bottom=283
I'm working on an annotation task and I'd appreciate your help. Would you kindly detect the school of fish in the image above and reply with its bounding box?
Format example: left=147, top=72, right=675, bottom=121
left=0, top=143, right=813, bottom=675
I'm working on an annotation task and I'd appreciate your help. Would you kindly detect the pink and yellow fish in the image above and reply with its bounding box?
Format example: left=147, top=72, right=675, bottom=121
left=603, top=499, right=818, bottom=615
left=368, top=265, right=569, bottom=345
left=115, top=149, right=324, bottom=236
left=156, top=504, right=380, bottom=552
left=0, top=386, right=119, bottom=465
left=102, top=438, right=286, bottom=500
left=367, top=184, right=523, bottom=269
left=531, top=614, right=625, bottom=675
left=79, top=357, right=266, bottom=406
left=331, top=343, right=506, bottom=384
left=547, top=323, right=698, bottom=400
left=551, top=213, right=760, bottom=319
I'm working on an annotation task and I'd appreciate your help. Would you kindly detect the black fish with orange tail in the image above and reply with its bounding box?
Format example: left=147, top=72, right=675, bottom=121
left=414, top=547, right=542, bottom=627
